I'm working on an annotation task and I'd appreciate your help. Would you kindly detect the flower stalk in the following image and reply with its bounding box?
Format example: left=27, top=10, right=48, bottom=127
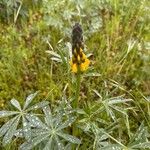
left=70, top=23, right=90, bottom=148
left=73, top=70, right=81, bottom=109
left=72, top=70, right=81, bottom=147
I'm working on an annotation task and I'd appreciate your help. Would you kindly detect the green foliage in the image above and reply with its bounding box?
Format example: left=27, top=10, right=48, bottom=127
left=0, top=0, right=150, bottom=149
left=0, top=93, right=81, bottom=149
left=20, top=105, right=80, bottom=150
left=1, top=93, right=149, bottom=149
left=0, top=0, right=42, bottom=23
left=0, top=92, right=49, bottom=146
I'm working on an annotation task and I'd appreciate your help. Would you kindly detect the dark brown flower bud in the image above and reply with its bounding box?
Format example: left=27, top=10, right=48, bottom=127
left=72, top=23, right=84, bottom=54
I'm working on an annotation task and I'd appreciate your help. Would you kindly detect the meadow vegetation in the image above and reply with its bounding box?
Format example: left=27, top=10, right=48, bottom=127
left=0, top=0, right=150, bottom=149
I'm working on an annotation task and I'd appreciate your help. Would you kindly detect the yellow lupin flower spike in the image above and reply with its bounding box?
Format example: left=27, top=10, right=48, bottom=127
left=70, top=48, right=90, bottom=73
left=70, top=23, right=90, bottom=73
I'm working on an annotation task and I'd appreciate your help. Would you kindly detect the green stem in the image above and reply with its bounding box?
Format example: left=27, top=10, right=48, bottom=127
left=72, top=71, right=81, bottom=150
left=73, top=71, right=81, bottom=109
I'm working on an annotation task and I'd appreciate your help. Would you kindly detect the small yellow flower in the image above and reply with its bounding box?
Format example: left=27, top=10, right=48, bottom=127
left=72, top=63, right=78, bottom=73
left=80, top=58, right=90, bottom=71
left=70, top=49, right=90, bottom=73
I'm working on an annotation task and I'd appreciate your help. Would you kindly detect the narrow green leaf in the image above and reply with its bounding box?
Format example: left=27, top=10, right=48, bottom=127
left=109, top=109, right=116, bottom=121
left=64, top=143, right=72, bottom=150
left=23, top=117, right=31, bottom=141
left=92, top=89, right=102, bottom=99
left=101, top=144, right=122, bottom=150
left=46, top=50, right=61, bottom=58
left=23, top=92, right=38, bottom=110
left=76, top=109, right=86, bottom=115
left=27, top=101, right=49, bottom=111
left=14, top=129, right=24, bottom=138
left=108, top=98, right=132, bottom=105
left=43, top=137, right=53, bottom=150
left=0, top=116, right=18, bottom=137
left=54, top=135, right=65, bottom=150
left=51, top=57, right=62, bottom=62
left=84, top=73, right=101, bottom=77
left=26, top=114, right=46, bottom=128
left=57, top=117, right=76, bottom=131
left=110, top=105, right=127, bottom=115
left=3, top=116, right=20, bottom=145
left=57, top=132, right=81, bottom=144
left=129, top=122, right=147, bottom=145
left=0, top=111, right=18, bottom=118
left=10, top=99, right=22, bottom=111
left=132, top=142, right=150, bottom=149
left=43, top=106, right=53, bottom=127
left=31, top=128, right=48, bottom=137
left=20, top=133, right=50, bottom=150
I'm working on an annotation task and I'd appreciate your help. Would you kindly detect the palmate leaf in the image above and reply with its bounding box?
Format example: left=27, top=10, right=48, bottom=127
left=20, top=105, right=80, bottom=150
left=0, top=92, right=49, bottom=146
left=91, top=124, right=109, bottom=146
left=127, top=122, right=150, bottom=149
left=100, top=95, right=132, bottom=121
left=129, top=122, right=147, bottom=144
left=91, top=123, right=126, bottom=150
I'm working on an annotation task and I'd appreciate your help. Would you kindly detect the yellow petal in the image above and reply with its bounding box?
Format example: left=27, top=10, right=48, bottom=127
left=72, top=63, right=78, bottom=73
left=80, top=48, right=83, bottom=53
left=82, top=52, right=86, bottom=59
left=80, top=58, right=90, bottom=72
left=77, top=55, right=80, bottom=62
